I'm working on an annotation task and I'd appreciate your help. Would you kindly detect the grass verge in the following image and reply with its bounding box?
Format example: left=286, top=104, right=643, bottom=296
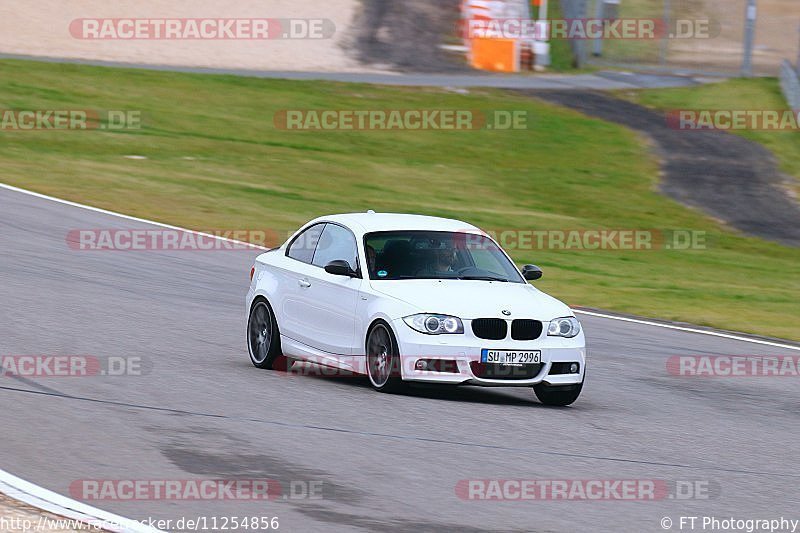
left=0, top=59, right=797, bottom=340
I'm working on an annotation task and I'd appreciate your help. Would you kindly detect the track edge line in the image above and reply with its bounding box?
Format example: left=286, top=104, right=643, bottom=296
left=573, top=309, right=800, bottom=351
left=0, top=468, right=163, bottom=532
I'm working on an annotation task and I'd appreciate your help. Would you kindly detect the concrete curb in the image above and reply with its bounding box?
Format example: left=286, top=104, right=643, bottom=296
left=0, top=469, right=162, bottom=533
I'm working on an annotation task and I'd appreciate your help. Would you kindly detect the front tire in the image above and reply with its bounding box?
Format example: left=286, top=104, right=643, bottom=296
left=533, top=381, right=583, bottom=406
left=247, top=299, right=284, bottom=369
left=366, top=322, right=405, bottom=393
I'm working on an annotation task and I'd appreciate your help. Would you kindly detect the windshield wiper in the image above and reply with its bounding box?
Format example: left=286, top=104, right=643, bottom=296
left=458, top=275, right=509, bottom=282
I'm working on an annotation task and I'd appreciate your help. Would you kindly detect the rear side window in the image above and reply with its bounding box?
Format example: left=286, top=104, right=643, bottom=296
left=287, top=223, right=325, bottom=264
left=312, top=223, right=358, bottom=271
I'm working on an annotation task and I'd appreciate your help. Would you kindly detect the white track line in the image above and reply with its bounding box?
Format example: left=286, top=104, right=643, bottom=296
left=0, top=182, right=268, bottom=251
left=573, top=309, right=800, bottom=352
left=2, top=181, right=798, bottom=355
left=0, top=469, right=162, bottom=533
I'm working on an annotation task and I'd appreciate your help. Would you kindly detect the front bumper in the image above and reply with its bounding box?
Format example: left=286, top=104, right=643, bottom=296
left=390, top=318, right=586, bottom=387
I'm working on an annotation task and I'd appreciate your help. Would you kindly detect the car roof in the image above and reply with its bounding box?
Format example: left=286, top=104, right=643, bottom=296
left=309, top=212, right=481, bottom=236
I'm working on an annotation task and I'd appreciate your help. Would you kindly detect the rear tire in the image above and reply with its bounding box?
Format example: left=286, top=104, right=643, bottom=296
left=366, top=322, right=406, bottom=393
left=533, top=381, right=583, bottom=406
left=247, top=299, right=285, bottom=370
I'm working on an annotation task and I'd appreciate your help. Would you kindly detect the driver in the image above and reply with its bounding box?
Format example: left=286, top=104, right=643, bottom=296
left=414, top=239, right=457, bottom=276
left=365, top=244, right=377, bottom=274
left=432, top=246, right=456, bottom=272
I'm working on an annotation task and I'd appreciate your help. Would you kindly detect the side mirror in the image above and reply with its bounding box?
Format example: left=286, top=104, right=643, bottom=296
left=324, top=260, right=358, bottom=278
left=521, top=264, right=543, bottom=281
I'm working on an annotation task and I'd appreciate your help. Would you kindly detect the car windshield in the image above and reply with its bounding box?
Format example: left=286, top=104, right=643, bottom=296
left=364, top=231, right=524, bottom=283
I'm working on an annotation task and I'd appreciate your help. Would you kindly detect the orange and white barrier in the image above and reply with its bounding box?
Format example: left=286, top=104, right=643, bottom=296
left=461, top=0, right=549, bottom=72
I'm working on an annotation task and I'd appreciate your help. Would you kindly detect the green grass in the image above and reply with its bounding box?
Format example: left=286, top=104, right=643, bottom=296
left=1, top=59, right=798, bottom=340
left=623, top=78, right=800, bottom=196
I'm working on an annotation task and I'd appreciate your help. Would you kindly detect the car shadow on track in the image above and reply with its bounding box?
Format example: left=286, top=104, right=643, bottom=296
left=281, top=362, right=556, bottom=407
left=405, top=383, right=543, bottom=406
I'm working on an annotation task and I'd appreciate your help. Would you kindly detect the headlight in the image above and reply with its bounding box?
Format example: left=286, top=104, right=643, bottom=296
left=403, top=314, right=464, bottom=335
left=547, top=317, right=581, bottom=338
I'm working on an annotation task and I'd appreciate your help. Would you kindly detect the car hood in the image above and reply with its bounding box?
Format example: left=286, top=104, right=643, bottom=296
left=368, top=279, right=573, bottom=320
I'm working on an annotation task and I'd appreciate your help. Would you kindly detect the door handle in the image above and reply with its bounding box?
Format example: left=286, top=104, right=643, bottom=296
left=298, top=279, right=312, bottom=288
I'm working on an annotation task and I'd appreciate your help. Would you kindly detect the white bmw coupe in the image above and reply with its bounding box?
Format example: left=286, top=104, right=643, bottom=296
left=246, top=212, right=586, bottom=406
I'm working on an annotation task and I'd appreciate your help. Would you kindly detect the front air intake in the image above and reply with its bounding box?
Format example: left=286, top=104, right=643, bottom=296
left=511, top=319, right=543, bottom=340
left=471, top=318, right=507, bottom=340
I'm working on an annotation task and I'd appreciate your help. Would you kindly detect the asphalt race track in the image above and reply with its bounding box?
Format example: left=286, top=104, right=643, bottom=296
left=532, top=91, right=800, bottom=247
left=1, top=185, right=799, bottom=532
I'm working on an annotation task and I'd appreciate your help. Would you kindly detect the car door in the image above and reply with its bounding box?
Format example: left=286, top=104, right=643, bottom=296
left=283, top=223, right=361, bottom=355
left=279, top=222, right=325, bottom=346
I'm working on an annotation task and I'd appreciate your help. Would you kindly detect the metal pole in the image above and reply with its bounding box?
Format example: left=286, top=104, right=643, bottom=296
left=742, top=0, right=757, bottom=77
left=539, top=0, right=550, bottom=67
left=796, top=23, right=800, bottom=74
left=593, top=0, right=603, bottom=57
left=660, top=0, right=671, bottom=66
left=575, top=0, right=588, bottom=67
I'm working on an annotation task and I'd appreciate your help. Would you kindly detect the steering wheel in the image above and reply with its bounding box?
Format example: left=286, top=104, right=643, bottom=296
left=455, top=266, right=479, bottom=276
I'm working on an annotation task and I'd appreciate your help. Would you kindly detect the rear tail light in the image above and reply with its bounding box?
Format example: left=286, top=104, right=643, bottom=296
left=250, top=266, right=255, bottom=281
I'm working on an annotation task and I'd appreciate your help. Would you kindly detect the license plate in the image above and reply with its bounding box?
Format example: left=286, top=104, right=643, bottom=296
left=481, top=349, right=541, bottom=365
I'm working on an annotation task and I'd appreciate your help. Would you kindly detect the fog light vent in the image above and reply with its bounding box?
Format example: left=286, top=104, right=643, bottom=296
left=415, top=359, right=459, bottom=373
left=549, top=362, right=581, bottom=375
